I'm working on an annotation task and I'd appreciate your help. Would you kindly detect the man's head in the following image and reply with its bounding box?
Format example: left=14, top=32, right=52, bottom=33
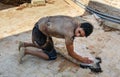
left=75, top=22, right=93, bottom=37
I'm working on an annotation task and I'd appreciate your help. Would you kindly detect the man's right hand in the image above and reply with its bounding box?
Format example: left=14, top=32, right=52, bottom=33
left=81, top=57, right=93, bottom=64
left=65, top=42, right=93, bottom=64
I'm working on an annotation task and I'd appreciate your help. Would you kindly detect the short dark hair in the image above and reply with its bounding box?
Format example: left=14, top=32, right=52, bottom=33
left=80, top=22, right=93, bottom=37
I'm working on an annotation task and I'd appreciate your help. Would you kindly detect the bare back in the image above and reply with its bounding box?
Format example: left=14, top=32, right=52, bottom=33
left=38, top=16, right=78, bottom=37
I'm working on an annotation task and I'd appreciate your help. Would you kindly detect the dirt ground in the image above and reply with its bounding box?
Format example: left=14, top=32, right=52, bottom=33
left=0, top=0, right=120, bottom=77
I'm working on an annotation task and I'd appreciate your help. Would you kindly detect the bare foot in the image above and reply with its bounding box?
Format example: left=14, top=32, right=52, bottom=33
left=18, top=41, right=24, bottom=51
left=18, top=47, right=25, bottom=64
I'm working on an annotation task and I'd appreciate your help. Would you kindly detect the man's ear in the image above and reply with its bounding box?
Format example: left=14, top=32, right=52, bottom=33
left=75, top=27, right=80, bottom=34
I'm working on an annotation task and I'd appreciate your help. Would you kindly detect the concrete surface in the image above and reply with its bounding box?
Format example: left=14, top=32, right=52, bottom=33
left=0, top=0, right=120, bottom=77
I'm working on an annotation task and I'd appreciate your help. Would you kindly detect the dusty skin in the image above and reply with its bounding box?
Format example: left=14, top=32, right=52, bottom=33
left=0, top=0, right=120, bottom=77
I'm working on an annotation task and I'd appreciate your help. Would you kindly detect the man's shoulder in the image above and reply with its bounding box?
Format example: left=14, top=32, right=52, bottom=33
left=48, top=15, right=74, bottom=20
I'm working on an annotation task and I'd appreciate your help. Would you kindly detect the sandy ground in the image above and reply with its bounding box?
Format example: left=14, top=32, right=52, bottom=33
left=0, top=0, right=120, bottom=77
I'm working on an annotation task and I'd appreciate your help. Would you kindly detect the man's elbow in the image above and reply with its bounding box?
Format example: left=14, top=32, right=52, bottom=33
left=68, top=52, right=72, bottom=56
left=68, top=52, right=75, bottom=58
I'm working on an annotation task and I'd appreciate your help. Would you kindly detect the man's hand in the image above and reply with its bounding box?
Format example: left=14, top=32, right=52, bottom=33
left=65, top=41, right=93, bottom=64
left=80, top=57, right=103, bottom=73
left=81, top=57, right=93, bottom=64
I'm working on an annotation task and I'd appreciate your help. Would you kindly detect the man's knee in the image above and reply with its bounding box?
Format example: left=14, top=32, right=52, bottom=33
left=49, top=55, right=57, bottom=60
left=44, top=49, right=57, bottom=60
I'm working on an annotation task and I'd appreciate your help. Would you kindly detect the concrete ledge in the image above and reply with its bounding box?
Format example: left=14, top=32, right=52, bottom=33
left=104, top=21, right=120, bottom=30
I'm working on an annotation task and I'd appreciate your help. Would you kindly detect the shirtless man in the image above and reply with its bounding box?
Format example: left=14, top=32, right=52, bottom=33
left=18, top=15, right=94, bottom=64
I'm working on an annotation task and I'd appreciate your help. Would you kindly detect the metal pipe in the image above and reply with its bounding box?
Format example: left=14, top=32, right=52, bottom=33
left=86, top=7, right=120, bottom=21
left=73, top=0, right=120, bottom=24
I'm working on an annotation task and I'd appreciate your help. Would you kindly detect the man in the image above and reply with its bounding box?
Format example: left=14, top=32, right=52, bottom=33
left=18, top=15, right=93, bottom=64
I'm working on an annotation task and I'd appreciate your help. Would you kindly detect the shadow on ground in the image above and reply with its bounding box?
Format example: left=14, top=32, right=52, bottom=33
left=0, top=30, right=81, bottom=77
left=0, top=3, right=15, bottom=10
left=0, top=0, right=31, bottom=10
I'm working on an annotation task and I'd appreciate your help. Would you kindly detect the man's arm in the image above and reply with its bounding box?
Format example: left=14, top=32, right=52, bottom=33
left=65, top=40, right=93, bottom=64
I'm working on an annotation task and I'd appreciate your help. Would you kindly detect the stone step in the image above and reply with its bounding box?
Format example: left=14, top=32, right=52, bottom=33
left=31, top=0, right=45, bottom=5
